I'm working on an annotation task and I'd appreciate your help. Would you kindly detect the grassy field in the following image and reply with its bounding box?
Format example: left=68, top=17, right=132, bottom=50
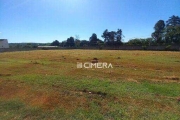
left=0, top=50, right=180, bottom=120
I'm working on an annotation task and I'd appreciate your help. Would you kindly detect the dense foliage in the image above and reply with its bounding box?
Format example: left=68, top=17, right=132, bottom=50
left=151, top=15, right=180, bottom=45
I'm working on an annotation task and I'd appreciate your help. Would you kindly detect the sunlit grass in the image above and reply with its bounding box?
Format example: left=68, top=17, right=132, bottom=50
left=0, top=50, right=180, bottom=119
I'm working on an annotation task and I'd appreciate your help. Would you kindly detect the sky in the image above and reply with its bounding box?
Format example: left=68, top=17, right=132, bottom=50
left=0, top=0, right=180, bottom=43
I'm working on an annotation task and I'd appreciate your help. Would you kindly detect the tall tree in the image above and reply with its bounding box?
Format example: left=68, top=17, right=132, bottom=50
left=116, top=29, right=123, bottom=43
left=89, top=33, right=98, bottom=46
left=166, top=15, right=180, bottom=27
left=151, top=20, right=165, bottom=43
left=165, top=15, right=180, bottom=44
left=101, top=29, right=109, bottom=42
left=108, top=31, right=116, bottom=42
left=102, top=29, right=123, bottom=45
left=66, top=37, right=75, bottom=47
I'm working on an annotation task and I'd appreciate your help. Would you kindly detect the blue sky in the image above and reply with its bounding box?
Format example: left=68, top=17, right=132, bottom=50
left=0, top=0, right=180, bottom=43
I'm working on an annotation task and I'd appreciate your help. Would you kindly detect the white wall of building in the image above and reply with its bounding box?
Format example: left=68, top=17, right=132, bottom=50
left=0, top=39, right=9, bottom=48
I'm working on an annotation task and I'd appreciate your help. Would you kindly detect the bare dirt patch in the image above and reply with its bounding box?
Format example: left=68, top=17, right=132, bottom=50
left=0, top=80, right=88, bottom=110
left=0, top=73, right=11, bottom=76
left=163, top=76, right=179, bottom=81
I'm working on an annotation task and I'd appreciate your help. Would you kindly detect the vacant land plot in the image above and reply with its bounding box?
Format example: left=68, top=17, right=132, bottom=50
left=0, top=50, right=180, bottom=119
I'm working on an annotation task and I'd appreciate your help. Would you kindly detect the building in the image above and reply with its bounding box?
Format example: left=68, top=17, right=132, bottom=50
left=0, top=39, right=9, bottom=48
left=38, top=46, right=58, bottom=48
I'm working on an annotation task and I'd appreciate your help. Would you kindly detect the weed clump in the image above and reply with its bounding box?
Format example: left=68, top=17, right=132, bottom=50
left=92, top=58, right=98, bottom=63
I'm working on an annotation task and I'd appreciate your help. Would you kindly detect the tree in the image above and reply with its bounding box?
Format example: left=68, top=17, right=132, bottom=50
left=116, top=29, right=122, bottom=42
left=166, top=15, right=180, bottom=27
left=97, top=39, right=104, bottom=49
left=165, top=25, right=180, bottom=44
left=154, top=20, right=165, bottom=31
left=127, top=38, right=152, bottom=46
left=66, top=37, right=75, bottom=47
left=101, top=29, right=109, bottom=42
left=165, top=15, right=180, bottom=44
left=89, top=33, right=98, bottom=46
left=80, top=40, right=89, bottom=47
left=75, top=39, right=81, bottom=47
left=115, top=29, right=123, bottom=45
left=102, top=29, right=123, bottom=46
left=146, top=38, right=153, bottom=46
left=51, top=40, right=60, bottom=46
left=60, top=40, right=67, bottom=47
left=151, top=20, right=165, bottom=43
left=102, top=29, right=114, bottom=43
left=127, top=38, right=142, bottom=45
left=108, top=31, right=116, bottom=43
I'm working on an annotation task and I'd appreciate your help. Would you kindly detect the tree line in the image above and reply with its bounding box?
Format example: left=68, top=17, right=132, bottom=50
left=51, top=15, right=180, bottom=47
left=51, top=28, right=124, bottom=48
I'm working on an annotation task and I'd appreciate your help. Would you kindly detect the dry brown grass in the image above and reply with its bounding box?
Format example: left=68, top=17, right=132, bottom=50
left=0, top=50, right=180, bottom=119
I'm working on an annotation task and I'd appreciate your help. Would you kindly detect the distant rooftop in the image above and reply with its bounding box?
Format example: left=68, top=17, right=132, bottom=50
left=38, top=46, right=58, bottom=48
left=0, top=39, right=7, bottom=41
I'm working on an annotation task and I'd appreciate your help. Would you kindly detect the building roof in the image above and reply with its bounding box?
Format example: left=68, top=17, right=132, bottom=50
left=0, top=39, right=7, bottom=41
